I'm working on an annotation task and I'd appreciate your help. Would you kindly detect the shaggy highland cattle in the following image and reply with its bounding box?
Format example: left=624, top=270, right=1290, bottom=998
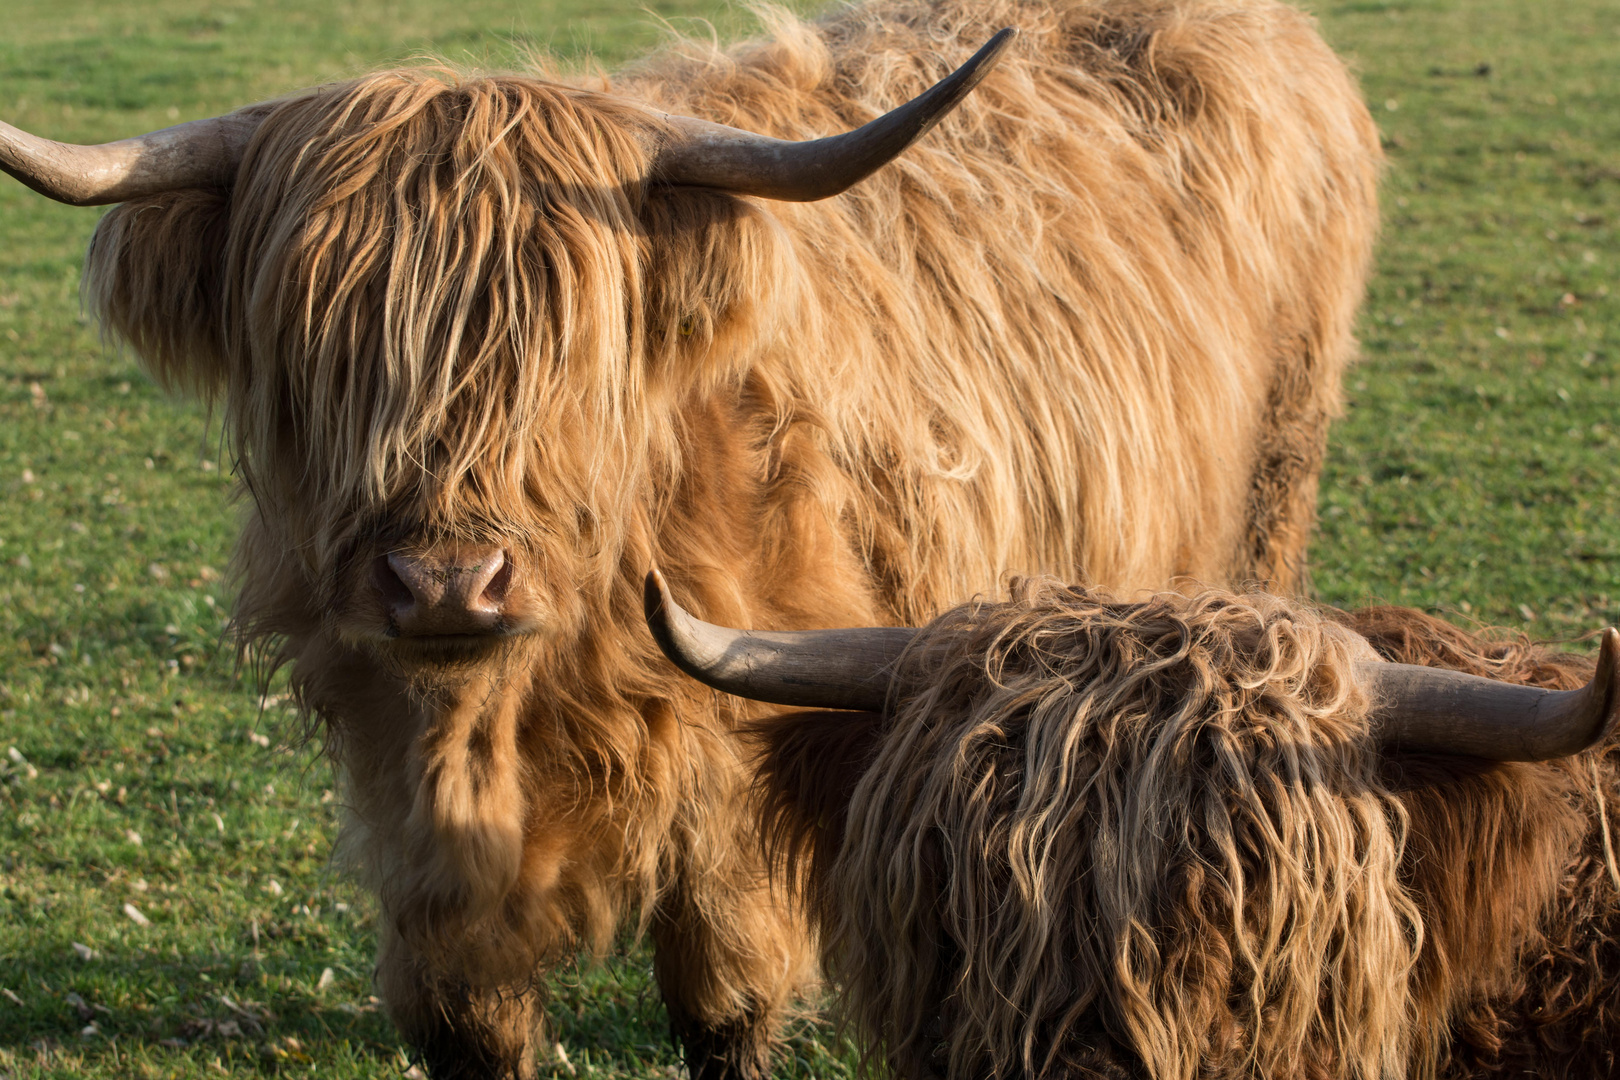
left=0, top=0, right=1380, bottom=1076
left=647, top=571, right=1620, bottom=1080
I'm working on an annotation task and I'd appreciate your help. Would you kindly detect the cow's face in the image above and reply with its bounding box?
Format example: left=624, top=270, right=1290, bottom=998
left=87, top=73, right=793, bottom=674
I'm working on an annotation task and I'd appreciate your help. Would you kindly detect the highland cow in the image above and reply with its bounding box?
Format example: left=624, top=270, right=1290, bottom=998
left=0, top=1, right=1381, bottom=1076
left=647, top=571, right=1620, bottom=1080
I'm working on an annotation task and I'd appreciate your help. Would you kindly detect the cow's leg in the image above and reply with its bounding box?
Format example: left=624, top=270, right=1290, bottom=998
left=663, top=998, right=769, bottom=1080
left=376, top=924, right=543, bottom=1080
left=648, top=842, right=815, bottom=1080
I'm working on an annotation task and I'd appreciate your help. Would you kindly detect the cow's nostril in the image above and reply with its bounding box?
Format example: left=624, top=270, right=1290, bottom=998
left=481, top=557, right=513, bottom=607
left=373, top=555, right=417, bottom=609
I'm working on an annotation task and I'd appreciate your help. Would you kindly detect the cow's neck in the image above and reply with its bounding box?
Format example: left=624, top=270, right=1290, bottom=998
left=400, top=666, right=534, bottom=917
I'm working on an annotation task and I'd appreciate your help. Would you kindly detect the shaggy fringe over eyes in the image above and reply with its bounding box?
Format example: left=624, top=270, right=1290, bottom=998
left=234, top=74, right=654, bottom=566
left=818, top=580, right=1422, bottom=1080
left=92, top=74, right=673, bottom=575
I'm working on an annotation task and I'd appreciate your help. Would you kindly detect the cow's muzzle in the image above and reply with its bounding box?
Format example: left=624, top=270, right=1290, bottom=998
left=375, top=545, right=512, bottom=639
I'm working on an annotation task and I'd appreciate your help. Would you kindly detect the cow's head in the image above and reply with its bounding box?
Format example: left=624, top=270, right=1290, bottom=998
left=644, top=567, right=1620, bottom=763
left=644, top=563, right=1620, bottom=932
left=0, top=33, right=1013, bottom=673
left=643, top=569, right=1620, bottom=1079
left=644, top=564, right=1620, bottom=934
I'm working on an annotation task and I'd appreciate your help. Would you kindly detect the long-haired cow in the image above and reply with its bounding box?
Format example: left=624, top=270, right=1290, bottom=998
left=649, top=572, right=1620, bottom=1079
left=1, top=0, right=1381, bottom=1076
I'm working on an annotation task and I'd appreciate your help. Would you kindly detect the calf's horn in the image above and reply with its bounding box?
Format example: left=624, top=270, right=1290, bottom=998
left=1362, top=628, right=1620, bottom=760
left=0, top=109, right=265, bottom=207
left=644, top=569, right=913, bottom=712
left=650, top=27, right=1016, bottom=201
left=646, top=569, right=1620, bottom=762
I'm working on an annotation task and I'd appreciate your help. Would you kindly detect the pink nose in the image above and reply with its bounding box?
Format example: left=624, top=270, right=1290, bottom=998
left=375, top=546, right=511, bottom=636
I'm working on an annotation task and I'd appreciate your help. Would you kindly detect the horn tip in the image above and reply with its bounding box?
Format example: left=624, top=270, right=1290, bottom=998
left=643, top=566, right=707, bottom=681
left=645, top=565, right=668, bottom=601
left=1597, top=627, right=1618, bottom=689
left=1584, top=626, right=1620, bottom=750
left=971, top=28, right=1018, bottom=74
left=644, top=567, right=673, bottom=635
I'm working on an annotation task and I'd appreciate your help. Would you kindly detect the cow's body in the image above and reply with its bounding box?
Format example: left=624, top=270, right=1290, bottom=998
left=65, top=0, right=1379, bottom=1074
left=747, top=585, right=1620, bottom=1079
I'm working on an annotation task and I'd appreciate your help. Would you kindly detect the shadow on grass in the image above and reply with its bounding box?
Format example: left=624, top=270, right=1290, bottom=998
left=0, top=941, right=723, bottom=1075
left=0, top=943, right=401, bottom=1071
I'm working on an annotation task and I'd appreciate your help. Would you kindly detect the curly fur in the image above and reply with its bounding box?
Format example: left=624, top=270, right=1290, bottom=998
left=754, top=587, right=1616, bottom=1080
left=75, top=0, right=1379, bottom=1074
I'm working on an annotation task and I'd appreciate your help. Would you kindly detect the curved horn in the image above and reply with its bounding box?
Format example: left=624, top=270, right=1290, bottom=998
left=644, top=569, right=914, bottom=710
left=648, top=567, right=1620, bottom=761
left=651, top=27, right=1016, bottom=201
left=0, top=109, right=265, bottom=207
left=1361, top=627, right=1620, bottom=761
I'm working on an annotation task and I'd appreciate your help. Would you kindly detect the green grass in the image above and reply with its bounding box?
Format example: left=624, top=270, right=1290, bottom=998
left=0, top=0, right=1615, bottom=1076
left=1310, top=0, right=1618, bottom=633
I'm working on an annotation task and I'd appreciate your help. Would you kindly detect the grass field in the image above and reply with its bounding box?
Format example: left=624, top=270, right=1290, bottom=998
left=0, top=0, right=1615, bottom=1077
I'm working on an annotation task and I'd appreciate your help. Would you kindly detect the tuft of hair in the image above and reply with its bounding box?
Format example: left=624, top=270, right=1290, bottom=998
left=748, top=708, right=890, bottom=915
left=803, top=579, right=1421, bottom=1080
left=84, top=72, right=790, bottom=588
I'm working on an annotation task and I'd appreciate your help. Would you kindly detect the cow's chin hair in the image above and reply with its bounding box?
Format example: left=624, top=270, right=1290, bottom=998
left=362, top=630, right=538, bottom=692
left=388, top=633, right=521, bottom=666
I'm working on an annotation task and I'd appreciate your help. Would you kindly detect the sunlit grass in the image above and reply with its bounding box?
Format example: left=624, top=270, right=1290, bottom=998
left=1310, top=0, right=1618, bottom=636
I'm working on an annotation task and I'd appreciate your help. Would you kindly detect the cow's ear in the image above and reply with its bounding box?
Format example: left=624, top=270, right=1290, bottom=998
left=83, top=190, right=232, bottom=398
left=637, top=187, right=796, bottom=379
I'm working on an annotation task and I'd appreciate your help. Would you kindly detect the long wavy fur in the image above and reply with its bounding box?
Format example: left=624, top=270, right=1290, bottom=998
left=1338, top=609, right=1615, bottom=1080
left=756, top=586, right=1616, bottom=1080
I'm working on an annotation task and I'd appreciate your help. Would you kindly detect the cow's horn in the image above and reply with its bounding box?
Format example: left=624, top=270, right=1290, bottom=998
left=648, top=567, right=1620, bottom=760
left=644, top=569, right=914, bottom=711
left=0, top=109, right=265, bottom=206
left=650, top=27, right=1016, bottom=201
left=1362, top=627, right=1620, bottom=760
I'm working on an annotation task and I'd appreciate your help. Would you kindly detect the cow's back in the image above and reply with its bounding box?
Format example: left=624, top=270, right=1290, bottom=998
left=626, top=0, right=1381, bottom=613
